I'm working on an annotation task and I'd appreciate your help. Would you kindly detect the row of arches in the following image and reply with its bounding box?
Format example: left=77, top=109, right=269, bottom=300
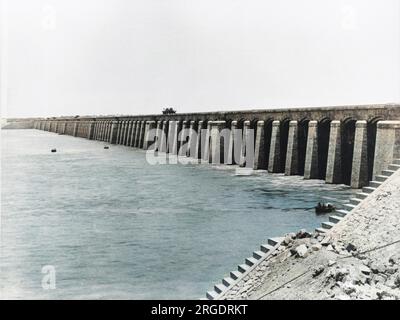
left=156, top=117, right=380, bottom=186
left=35, top=116, right=382, bottom=187
left=204, top=117, right=380, bottom=186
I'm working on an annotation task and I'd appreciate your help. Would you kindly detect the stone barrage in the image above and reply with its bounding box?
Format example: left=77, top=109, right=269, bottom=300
left=31, top=104, right=400, bottom=188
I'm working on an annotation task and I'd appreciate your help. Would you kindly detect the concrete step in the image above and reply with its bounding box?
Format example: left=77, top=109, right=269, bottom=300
left=245, top=257, right=258, bottom=267
left=382, top=170, right=396, bottom=177
left=393, top=159, right=400, bottom=165
left=253, top=251, right=265, bottom=260
left=222, top=277, right=235, bottom=287
left=335, top=209, right=349, bottom=217
left=355, top=192, right=369, bottom=200
left=260, top=244, right=274, bottom=253
left=238, top=264, right=249, bottom=273
left=230, top=271, right=241, bottom=280
left=329, top=215, right=343, bottom=223
left=388, top=164, right=400, bottom=171
left=369, top=181, right=382, bottom=188
left=321, top=221, right=335, bottom=229
left=375, top=175, right=388, bottom=183
left=315, top=227, right=328, bottom=233
left=362, top=186, right=376, bottom=194
left=375, top=175, right=387, bottom=183
left=349, top=198, right=362, bottom=205
left=214, top=284, right=226, bottom=294
left=206, top=290, right=218, bottom=300
left=343, top=203, right=357, bottom=211
left=267, top=237, right=284, bottom=247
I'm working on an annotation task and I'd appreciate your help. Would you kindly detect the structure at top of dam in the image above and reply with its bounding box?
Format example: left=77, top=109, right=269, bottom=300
left=18, top=103, right=400, bottom=189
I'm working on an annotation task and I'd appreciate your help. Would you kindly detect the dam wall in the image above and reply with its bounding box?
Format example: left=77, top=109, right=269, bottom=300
left=1, top=118, right=39, bottom=129
left=32, top=103, right=400, bottom=188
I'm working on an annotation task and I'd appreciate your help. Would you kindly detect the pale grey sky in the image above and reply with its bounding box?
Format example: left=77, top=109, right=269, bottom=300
left=1, top=0, right=399, bottom=118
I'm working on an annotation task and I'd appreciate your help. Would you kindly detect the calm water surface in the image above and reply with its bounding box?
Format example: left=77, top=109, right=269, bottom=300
left=1, top=130, right=357, bottom=299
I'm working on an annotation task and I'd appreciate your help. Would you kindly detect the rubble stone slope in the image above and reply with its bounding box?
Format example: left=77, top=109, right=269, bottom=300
left=225, top=170, right=400, bottom=300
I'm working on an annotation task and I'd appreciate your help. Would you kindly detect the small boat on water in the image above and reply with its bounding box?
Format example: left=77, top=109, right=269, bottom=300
left=51, top=148, right=57, bottom=153
left=315, top=202, right=335, bottom=214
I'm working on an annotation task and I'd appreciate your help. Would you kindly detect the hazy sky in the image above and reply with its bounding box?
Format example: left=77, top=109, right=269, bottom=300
left=1, top=0, right=399, bottom=117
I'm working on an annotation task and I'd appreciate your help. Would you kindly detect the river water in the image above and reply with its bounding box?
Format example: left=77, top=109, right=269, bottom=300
left=1, top=129, right=357, bottom=299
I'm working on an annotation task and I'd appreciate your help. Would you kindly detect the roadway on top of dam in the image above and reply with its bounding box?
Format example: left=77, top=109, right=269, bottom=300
left=41, top=103, right=400, bottom=122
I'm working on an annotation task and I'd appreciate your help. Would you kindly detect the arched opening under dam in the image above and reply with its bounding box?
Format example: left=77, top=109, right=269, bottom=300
left=199, top=119, right=209, bottom=158
left=298, top=119, right=309, bottom=176
left=250, top=118, right=259, bottom=147
left=341, top=119, right=357, bottom=185
left=279, top=119, right=290, bottom=173
left=236, top=118, right=246, bottom=165
left=317, top=118, right=331, bottom=180
left=264, top=119, right=274, bottom=170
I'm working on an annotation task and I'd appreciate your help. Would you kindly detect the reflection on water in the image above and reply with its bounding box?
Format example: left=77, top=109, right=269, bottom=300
left=1, top=130, right=357, bottom=299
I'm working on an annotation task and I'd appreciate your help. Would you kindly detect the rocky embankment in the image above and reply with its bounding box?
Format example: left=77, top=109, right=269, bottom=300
left=223, top=169, right=400, bottom=300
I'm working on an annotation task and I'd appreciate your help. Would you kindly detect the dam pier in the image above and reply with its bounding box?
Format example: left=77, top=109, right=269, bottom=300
left=31, top=104, right=400, bottom=189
